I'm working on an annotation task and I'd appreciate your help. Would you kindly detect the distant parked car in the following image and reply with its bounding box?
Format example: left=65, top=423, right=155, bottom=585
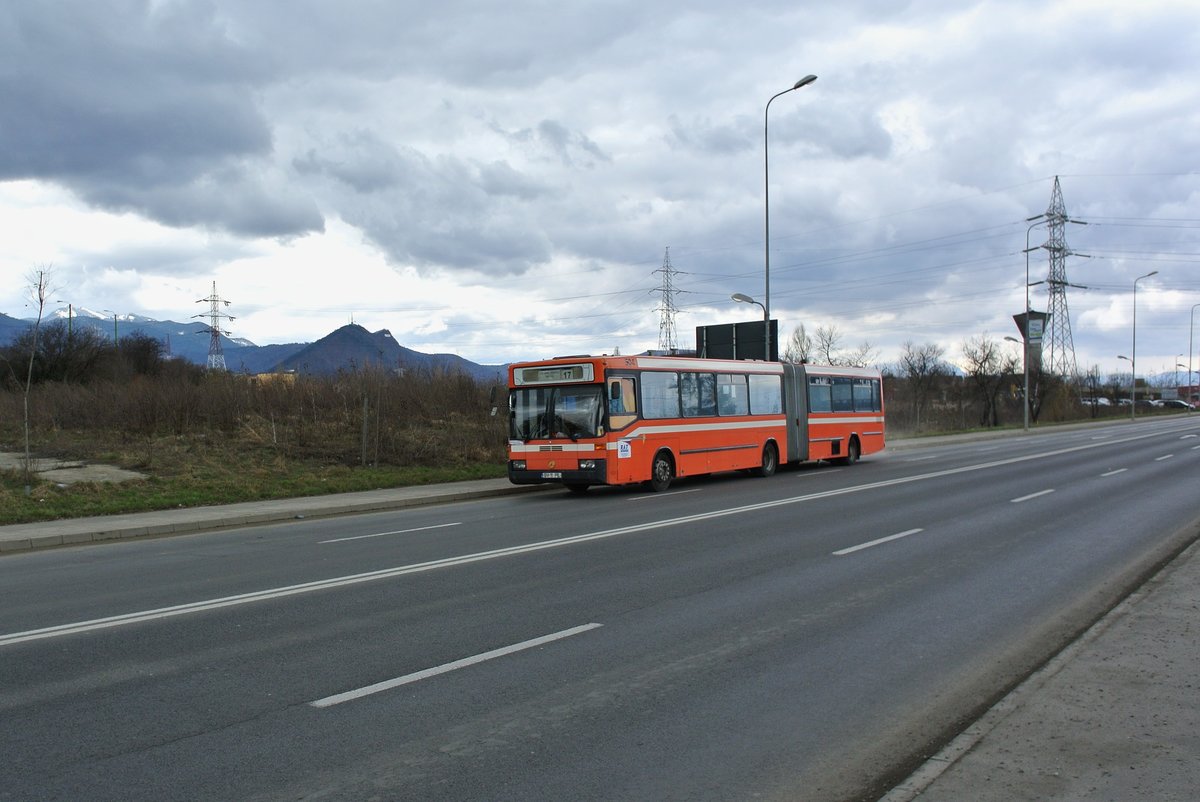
left=1153, top=399, right=1194, bottom=410
left=1081, top=397, right=1112, bottom=406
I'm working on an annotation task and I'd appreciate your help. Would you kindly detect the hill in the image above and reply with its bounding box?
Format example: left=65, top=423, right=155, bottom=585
left=0, top=313, right=26, bottom=345
left=271, top=324, right=505, bottom=383
left=2, top=313, right=504, bottom=382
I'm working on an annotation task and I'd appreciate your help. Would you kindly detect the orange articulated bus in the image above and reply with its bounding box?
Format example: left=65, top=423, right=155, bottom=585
left=507, top=353, right=884, bottom=493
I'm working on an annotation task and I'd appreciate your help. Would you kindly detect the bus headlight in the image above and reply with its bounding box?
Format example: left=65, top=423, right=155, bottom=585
left=578, top=460, right=597, bottom=470
left=511, top=460, right=526, bottom=470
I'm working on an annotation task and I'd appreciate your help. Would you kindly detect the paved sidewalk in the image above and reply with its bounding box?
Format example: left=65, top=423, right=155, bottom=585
left=0, top=477, right=545, bottom=553
left=883, top=537, right=1200, bottom=801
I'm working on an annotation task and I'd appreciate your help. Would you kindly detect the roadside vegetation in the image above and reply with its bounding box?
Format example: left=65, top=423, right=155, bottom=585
left=1, top=319, right=1186, bottom=525
left=1, top=320, right=507, bottom=524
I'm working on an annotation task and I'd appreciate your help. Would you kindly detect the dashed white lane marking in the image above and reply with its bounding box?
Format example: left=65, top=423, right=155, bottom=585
left=833, top=529, right=924, bottom=556
left=320, top=522, right=461, bottom=544
left=310, top=623, right=603, bottom=708
left=1011, top=489, right=1055, bottom=503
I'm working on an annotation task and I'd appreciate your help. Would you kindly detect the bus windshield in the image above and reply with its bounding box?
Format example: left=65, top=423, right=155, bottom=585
left=510, top=385, right=604, bottom=440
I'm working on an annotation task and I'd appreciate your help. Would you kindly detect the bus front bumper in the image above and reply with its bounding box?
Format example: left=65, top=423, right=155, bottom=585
left=508, top=459, right=608, bottom=486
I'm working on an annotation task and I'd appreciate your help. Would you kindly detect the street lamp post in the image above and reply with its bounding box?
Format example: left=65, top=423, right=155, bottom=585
left=102, top=309, right=120, bottom=347
left=1118, top=355, right=1132, bottom=405
left=1130, top=270, right=1158, bottom=420
left=763, top=74, right=816, bottom=358
left=731, top=293, right=769, bottom=360
left=1189, top=302, right=1200, bottom=412
left=1018, top=214, right=1049, bottom=430
left=53, top=301, right=73, bottom=340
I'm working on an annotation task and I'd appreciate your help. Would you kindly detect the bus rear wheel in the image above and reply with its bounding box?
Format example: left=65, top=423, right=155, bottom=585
left=837, top=437, right=861, bottom=466
left=649, top=451, right=674, bottom=492
left=755, top=442, right=778, bottom=477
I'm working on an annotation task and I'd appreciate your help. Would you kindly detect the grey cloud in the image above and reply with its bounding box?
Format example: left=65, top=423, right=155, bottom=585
left=296, top=138, right=553, bottom=274
left=666, top=115, right=750, bottom=156
left=499, top=120, right=610, bottom=168
left=0, top=1, right=322, bottom=238
left=477, top=161, right=546, bottom=200
left=292, top=131, right=407, bottom=194
left=80, top=163, right=324, bottom=239
left=67, top=240, right=257, bottom=279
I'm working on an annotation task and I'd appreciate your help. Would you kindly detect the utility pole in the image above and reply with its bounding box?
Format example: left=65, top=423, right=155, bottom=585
left=194, top=281, right=234, bottom=371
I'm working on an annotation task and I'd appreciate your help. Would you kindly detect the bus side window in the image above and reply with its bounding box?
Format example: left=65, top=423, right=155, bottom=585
left=609, top=377, right=638, bottom=429
left=717, top=373, right=749, bottom=416
left=809, top=378, right=833, bottom=413
left=832, top=377, right=854, bottom=412
left=681, top=372, right=717, bottom=417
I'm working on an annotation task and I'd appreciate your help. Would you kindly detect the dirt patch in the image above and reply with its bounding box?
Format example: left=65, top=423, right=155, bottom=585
left=0, top=452, right=147, bottom=484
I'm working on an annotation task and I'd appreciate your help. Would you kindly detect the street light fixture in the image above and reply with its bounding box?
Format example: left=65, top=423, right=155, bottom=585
left=1130, top=271, right=1158, bottom=419
left=763, top=74, right=817, bottom=357
left=731, top=293, right=769, bottom=360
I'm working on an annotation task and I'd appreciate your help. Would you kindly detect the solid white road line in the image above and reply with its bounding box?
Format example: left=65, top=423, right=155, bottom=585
left=833, top=529, right=923, bottom=556
left=310, top=623, right=603, bottom=708
left=1155, top=454, right=1174, bottom=461
left=628, top=488, right=701, bottom=502
left=1101, top=468, right=1128, bottom=477
left=320, top=522, right=461, bottom=544
left=1011, top=489, right=1055, bottom=503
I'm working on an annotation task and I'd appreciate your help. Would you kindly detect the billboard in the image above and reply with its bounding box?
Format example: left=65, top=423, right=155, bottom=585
left=696, top=320, right=778, bottom=361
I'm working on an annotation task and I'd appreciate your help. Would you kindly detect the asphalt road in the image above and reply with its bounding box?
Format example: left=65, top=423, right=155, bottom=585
left=2, top=416, right=1198, bottom=801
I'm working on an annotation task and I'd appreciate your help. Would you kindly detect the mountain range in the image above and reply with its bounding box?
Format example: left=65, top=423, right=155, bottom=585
left=0, top=309, right=505, bottom=383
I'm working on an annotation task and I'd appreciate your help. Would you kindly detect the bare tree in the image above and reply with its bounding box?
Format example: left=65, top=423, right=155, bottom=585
left=782, top=324, right=811, bottom=364
left=813, top=324, right=844, bottom=365
left=842, top=340, right=880, bottom=369
left=961, top=333, right=1019, bottom=427
left=20, top=267, right=56, bottom=494
left=899, top=340, right=949, bottom=430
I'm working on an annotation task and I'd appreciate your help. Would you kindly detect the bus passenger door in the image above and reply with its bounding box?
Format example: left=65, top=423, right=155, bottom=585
left=606, top=376, right=639, bottom=484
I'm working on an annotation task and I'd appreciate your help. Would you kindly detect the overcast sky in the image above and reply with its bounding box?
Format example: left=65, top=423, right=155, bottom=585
left=3, top=0, right=1199, bottom=377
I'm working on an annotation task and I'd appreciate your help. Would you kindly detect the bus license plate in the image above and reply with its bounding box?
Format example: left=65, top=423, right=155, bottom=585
left=542, top=471, right=563, bottom=479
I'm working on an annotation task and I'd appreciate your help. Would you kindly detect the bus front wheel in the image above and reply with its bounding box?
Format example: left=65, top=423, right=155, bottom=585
left=649, top=451, right=674, bottom=492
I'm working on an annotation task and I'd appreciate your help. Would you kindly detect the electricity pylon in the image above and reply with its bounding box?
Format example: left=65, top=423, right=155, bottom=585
left=194, top=281, right=234, bottom=371
left=654, top=247, right=681, bottom=351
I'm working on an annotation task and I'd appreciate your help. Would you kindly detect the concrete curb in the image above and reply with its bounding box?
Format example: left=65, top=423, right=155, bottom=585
left=0, top=480, right=549, bottom=554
